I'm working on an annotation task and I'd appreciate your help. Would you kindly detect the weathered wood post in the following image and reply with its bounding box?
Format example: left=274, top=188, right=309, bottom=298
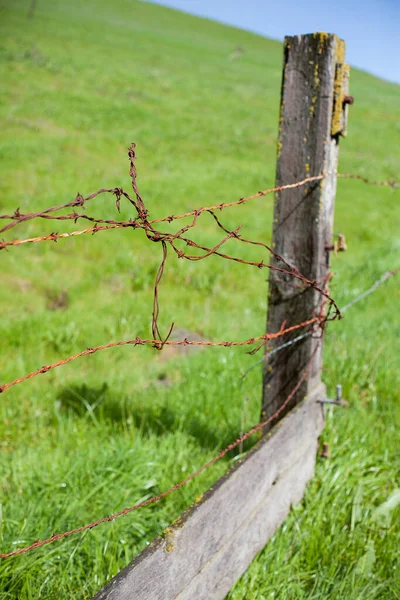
left=92, top=33, right=350, bottom=600
left=262, top=33, right=349, bottom=427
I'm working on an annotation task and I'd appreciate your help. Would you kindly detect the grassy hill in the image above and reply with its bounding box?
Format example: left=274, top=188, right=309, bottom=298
left=0, top=1, right=399, bottom=598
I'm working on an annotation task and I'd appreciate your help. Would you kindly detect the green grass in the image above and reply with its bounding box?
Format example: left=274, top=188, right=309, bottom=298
left=0, top=1, right=400, bottom=598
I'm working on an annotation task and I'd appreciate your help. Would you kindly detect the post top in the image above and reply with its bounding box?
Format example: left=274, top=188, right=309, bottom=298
left=284, top=32, right=345, bottom=45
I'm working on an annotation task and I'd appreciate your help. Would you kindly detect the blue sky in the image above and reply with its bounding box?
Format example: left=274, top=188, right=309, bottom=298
left=147, top=0, right=400, bottom=85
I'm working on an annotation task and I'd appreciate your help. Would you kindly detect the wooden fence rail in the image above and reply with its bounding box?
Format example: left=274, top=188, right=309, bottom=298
left=93, top=32, right=350, bottom=600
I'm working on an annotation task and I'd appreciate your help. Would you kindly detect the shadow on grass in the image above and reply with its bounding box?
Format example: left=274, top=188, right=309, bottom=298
left=56, top=383, right=244, bottom=452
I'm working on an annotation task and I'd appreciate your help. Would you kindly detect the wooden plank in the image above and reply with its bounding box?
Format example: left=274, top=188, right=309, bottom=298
left=92, top=385, right=325, bottom=600
left=262, top=33, right=348, bottom=427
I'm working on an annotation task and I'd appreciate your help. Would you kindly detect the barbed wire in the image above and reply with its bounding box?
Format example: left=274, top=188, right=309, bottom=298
left=0, top=188, right=130, bottom=234
left=1, top=267, right=398, bottom=558
left=0, top=223, right=133, bottom=248
left=340, top=269, right=399, bottom=312
left=0, top=318, right=320, bottom=395
left=0, top=176, right=325, bottom=240
left=0, top=172, right=397, bottom=237
left=0, top=344, right=319, bottom=560
left=1, top=147, right=396, bottom=347
left=0, top=172, right=397, bottom=251
left=240, top=267, right=400, bottom=380
left=0, top=143, right=343, bottom=348
left=337, top=173, right=399, bottom=188
left=241, top=331, right=313, bottom=381
left=0, top=144, right=398, bottom=561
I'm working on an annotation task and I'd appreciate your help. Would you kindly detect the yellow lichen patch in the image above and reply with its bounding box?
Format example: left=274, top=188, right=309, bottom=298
left=163, top=526, right=172, bottom=535
left=331, top=38, right=350, bottom=136
left=162, top=515, right=185, bottom=552
left=314, top=63, right=320, bottom=88
left=163, top=527, right=175, bottom=552
left=331, top=37, right=349, bottom=136
left=313, top=31, right=330, bottom=54
left=334, top=37, right=346, bottom=67
left=309, top=95, right=317, bottom=119
left=170, top=515, right=184, bottom=529
left=314, top=31, right=329, bottom=39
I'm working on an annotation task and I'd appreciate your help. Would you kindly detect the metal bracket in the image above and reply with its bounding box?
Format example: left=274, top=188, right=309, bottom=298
left=317, top=384, right=348, bottom=417
left=325, top=233, right=347, bottom=253
left=325, top=234, right=347, bottom=266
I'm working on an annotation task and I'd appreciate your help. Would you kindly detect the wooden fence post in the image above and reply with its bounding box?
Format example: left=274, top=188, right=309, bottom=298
left=262, top=33, right=349, bottom=427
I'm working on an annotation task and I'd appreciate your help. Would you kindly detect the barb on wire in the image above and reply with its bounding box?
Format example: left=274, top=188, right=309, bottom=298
left=0, top=344, right=319, bottom=560
left=128, top=142, right=149, bottom=221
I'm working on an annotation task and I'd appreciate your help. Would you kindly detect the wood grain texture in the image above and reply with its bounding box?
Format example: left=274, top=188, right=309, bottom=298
left=92, top=385, right=325, bottom=600
left=262, top=33, right=347, bottom=427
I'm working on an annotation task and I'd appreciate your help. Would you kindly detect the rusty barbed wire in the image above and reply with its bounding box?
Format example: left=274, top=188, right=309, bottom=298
left=0, top=175, right=325, bottom=237
left=1, top=144, right=397, bottom=394
left=0, top=318, right=320, bottom=395
left=337, top=173, right=399, bottom=188
left=0, top=221, right=341, bottom=320
left=0, top=187, right=134, bottom=234
left=0, top=178, right=327, bottom=250
left=0, top=145, right=398, bottom=560
left=0, top=144, right=344, bottom=341
left=0, top=344, right=318, bottom=560
left=0, top=223, right=134, bottom=248
left=0, top=172, right=396, bottom=236
left=0, top=150, right=395, bottom=319
left=240, top=267, right=400, bottom=380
